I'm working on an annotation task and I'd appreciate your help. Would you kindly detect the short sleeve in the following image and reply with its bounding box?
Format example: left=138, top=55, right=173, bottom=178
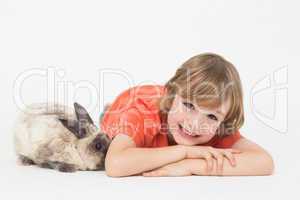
left=104, top=108, right=145, bottom=147
left=213, top=130, right=243, bottom=148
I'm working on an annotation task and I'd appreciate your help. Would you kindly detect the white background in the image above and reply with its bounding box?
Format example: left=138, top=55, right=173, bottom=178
left=0, top=0, right=299, bottom=200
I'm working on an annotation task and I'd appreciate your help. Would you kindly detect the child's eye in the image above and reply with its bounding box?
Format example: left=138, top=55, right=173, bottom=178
left=207, top=114, right=218, bottom=121
left=183, top=102, right=195, bottom=110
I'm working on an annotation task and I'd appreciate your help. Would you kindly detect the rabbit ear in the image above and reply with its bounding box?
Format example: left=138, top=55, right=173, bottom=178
left=58, top=118, right=87, bottom=139
left=74, top=102, right=94, bottom=125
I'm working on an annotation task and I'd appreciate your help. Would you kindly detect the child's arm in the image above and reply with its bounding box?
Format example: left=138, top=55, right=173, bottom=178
left=105, top=134, right=185, bottom=177
left=105, top=134, right=239, bottom=177
left=142, top=138, right=274, bottom=176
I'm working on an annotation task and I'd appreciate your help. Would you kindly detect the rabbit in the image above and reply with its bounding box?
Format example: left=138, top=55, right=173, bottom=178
left=13, top=102, right=111, bottom=172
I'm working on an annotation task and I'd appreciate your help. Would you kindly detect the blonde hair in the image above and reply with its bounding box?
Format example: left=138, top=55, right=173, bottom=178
left=157, top=53, right=244, bottom=136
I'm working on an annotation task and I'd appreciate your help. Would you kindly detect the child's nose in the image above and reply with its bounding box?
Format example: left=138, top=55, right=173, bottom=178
left=185, top=115, right=210, bottom=133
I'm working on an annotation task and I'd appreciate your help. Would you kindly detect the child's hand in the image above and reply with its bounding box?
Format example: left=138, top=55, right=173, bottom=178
left=142, top=147, right=242, bottom=177
left=184, top=146, right=242, bottom=174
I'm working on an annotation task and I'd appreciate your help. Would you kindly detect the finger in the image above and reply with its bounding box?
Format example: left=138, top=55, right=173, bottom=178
left=223, top=151, right=236, bottom=167
left=217, top=155, right=224, bottom=175
left=215, top=154, right=223, bottom=175
left=203, top=152, right=213, bottom=173
left=210, top=150, right=223, bottom=175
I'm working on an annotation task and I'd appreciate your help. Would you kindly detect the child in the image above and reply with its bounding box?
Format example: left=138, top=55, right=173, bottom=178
left=100, top=53, right=274, bottom=177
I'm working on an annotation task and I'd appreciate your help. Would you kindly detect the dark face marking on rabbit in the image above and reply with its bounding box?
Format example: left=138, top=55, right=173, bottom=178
left=88, top=134, right=110, bottom=155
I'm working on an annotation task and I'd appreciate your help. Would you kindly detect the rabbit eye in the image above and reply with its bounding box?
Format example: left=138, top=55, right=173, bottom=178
left=94, top=143, right=102, bottom=151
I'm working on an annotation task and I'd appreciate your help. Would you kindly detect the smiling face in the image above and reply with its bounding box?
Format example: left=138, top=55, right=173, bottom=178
left=167, top=94, right=231, bottom=146
left=160, top=53, right=244, bottom=145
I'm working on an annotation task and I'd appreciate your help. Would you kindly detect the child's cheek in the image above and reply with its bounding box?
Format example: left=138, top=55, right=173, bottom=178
left=202, top=122, right=219, bottom=136
left=169, top=108, right=185, bottom=122
left=167, top=112, right=184, bottom=135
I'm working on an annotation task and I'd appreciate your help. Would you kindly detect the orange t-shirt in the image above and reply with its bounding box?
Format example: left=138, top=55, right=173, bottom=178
left=100, top=84, right=242, bottom=148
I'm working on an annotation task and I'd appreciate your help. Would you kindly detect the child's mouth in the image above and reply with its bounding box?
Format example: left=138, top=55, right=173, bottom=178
left=178, top=123, right=202, bottom=138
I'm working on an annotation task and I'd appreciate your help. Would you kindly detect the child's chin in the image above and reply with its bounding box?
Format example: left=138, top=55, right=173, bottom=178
left=174, top=134, right=210, bottom=146
left=173, top=135, right=199, bottom=146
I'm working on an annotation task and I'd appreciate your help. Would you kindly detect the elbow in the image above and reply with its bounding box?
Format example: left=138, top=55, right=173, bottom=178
left=259, top=151, right=275, bottom=176
left=105, top=156, right=127, bottom=178
left=265, top=154, right=275, bottom=175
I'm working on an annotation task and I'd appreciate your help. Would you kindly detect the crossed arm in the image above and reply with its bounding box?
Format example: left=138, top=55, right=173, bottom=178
left=105, top=134, right=274, bottom=177
left=143, top=138, right=274, bottom=177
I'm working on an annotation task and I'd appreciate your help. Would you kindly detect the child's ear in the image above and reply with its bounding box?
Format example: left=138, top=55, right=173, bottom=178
left=73, top=102, right=94, bottom=125
left=58, top=118, right=87, bottom=139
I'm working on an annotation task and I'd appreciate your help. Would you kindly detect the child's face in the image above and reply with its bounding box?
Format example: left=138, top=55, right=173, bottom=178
left=167, top=94, right=230, bottom=146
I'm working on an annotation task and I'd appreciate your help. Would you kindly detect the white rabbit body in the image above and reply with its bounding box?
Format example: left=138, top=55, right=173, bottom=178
left=13, top=102, right=111, bottom=172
